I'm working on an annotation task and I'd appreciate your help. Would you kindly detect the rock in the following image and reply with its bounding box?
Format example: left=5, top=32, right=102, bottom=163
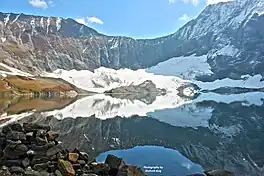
left=27, top=150, right=36, bottom=157
left=36, top=130, right=46, bottom=138
left=9, top=166, right=25, bottom=174
left=33, top=163, right=49, bottom=171
left=2, top=123, right=23, bottom=133
left=91, top=163, right=110, bottom=175
left=79, top=152, right=90, bottom=162
left=105, top=154, right=126, bottom=170
left=6, top=131, right=26, bottom=141
left=47, top=131, right=59, bottom=141
left=23, top=123, right=50, bottom=133
left=3, top=160, right=21, bottom=167
left=68, top=153, right=79, bottom=163
left=47, top=144, right=63, bottom=156
left=36, top=137, right=48, bottom=146
left=4, top=143, right=28, bottom=159
left=22, top=158, right=31, bottom=168
left=0, top=166, right=11, bottom=176
left=72, top=163, right=81, bottom=170
left=55, top=170, right=63, bottom=176
left=204, top=169, right=235, bottom=176
left=77, top=160, right=86, bottom=166
left=58, top=159, right=75, bottom=176
left=117, top=165, right=145, bottom=176
left=31, top=156, right=50, bottom=165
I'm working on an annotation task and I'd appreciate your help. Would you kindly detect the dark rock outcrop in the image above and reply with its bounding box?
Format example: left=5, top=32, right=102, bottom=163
left=0, top=123, right=146, bottom=176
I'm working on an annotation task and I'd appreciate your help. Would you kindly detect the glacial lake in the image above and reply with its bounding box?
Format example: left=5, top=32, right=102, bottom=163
left=0, top=91, right=264, bottom=176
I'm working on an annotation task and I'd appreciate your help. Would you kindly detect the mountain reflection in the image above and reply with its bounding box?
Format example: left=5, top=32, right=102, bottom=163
left=19, top=99, right=264, bottom=176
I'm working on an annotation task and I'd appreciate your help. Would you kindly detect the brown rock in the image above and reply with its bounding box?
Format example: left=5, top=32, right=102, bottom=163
left=47, top=131, right=59, bottom=141
left=58, top=159, right=75, bottom=176
left=68, top=153, right=79, bottom=163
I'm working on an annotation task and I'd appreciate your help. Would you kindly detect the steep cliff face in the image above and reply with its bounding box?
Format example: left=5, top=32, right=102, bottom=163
left=0, top=0, right=264, bottom=81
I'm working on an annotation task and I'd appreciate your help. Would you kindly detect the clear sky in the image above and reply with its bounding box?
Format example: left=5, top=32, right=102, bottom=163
left=0, top=0, right=228, bottom=39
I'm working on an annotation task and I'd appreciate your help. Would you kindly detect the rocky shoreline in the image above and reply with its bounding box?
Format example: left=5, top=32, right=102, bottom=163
left=0, top=122, right=236, bottom=176
left=0, top=123, right=146, bottom=176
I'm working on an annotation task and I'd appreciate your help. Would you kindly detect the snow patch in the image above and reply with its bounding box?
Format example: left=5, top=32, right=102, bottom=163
left=256, top=11, right=264, bottom=16
left=47, top=17, right=51, bottom=34
left=0, top=112, right=34, bottom=127
left=0, top=63, right=33, bottom=77
left=212, top=45, right=240, bottom=57
left=1, top=37, right=6, bottom=43
left=146, top=55, right=213, bottom=80
left=4, top=14, right=10, bottom=26
left=11, top=14, right=21, bottom=24
left=40, top=17, right=44, bottom=28
left=56, top=17, right=61, bottom=31
left=193, top=74, right=264, bottom=90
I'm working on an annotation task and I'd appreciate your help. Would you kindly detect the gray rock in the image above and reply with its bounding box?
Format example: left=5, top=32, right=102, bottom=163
left=23, top=123, right=50, bottom=132
left=22, top=158, right=31, bottom=168
left=9, top=166, right=25, bottom=174
left=105, top=154, right=126, bottom=170
left=46, top=144, right=63, bottom=156
left=33, top=163, right=49, bottom=171
left=6, top=131, right=26, bottom=141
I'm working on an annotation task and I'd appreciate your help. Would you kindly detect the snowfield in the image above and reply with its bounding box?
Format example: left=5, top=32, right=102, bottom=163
left=146, top=55, right=213, bottom=80
left=43, top=67, right=191, bottom=93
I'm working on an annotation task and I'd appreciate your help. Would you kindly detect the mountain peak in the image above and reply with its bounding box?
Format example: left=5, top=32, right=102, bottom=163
left=0, top=12, right=99, bottom=37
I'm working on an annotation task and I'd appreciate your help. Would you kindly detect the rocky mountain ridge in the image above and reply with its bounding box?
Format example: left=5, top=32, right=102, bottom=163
left=0, top=0, right=263, bottom=81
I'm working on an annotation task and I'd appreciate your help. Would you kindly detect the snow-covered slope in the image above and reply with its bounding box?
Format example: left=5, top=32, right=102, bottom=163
left=146, top=55, right=213, bottom=80
left=0, top=63, right=33, bottom=77
left=43, top=67, right=191, bottom=93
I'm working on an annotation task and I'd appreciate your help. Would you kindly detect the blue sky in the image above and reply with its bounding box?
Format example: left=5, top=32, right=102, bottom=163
left=0, top=0, right=228, bottom=38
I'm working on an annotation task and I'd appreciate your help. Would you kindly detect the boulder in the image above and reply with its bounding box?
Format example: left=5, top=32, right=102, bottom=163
left=2, top=123, right=23, bottom=133
left=36, top=137, right=48, bottom=146
left=0, top=166, right=11, bottom=176
left=47, top=144, right=63, bottom=156
left=47, top=131, right=59, bottom=141
left=4, top=143, right=28, bottom=159
left=204, top=169, right=235, bottom=176
left=105, top=154, right=126, bottom=169
left=91, top=163, right=110, bottom=175
left=3, top=160, right=21, bottom=167
left=23, top=123, right=50, bottom=132
left=22, top=158, right=31, bottom=168
left=58, top=159, right=75, bottom=176
left=33, top=163, right=49, bottom=171
left=68, top=153, right=79, bottom=163
left=9, top=166, right=25, bottom=174
left=6, top=131, right=26, bottom=141
left=117, top=165, right=145, bottom=176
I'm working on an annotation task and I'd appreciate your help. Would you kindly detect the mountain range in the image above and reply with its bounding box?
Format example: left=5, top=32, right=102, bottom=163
left=0, top=0, right=264, bottom=82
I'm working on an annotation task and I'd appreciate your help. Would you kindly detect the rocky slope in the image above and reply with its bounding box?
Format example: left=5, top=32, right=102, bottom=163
left=0, top=0, right=264, bottom=81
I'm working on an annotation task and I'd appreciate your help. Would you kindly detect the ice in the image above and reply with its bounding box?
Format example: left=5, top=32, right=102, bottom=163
left=56, top=17, right=61, bottom=31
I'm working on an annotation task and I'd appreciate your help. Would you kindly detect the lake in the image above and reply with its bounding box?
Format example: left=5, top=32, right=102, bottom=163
left=0, top=90, right=264, bottom=176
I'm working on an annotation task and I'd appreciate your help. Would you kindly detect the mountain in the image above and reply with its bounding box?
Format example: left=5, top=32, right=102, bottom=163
left=0, top=0, right=264, bottom=81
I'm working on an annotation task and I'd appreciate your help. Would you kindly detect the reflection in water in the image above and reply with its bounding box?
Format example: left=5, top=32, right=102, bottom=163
left=18, top=99, right=264, bottom=175
left=97, top=146, right=204, bottom=176
left=1, top=91, right=264, bottom=175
